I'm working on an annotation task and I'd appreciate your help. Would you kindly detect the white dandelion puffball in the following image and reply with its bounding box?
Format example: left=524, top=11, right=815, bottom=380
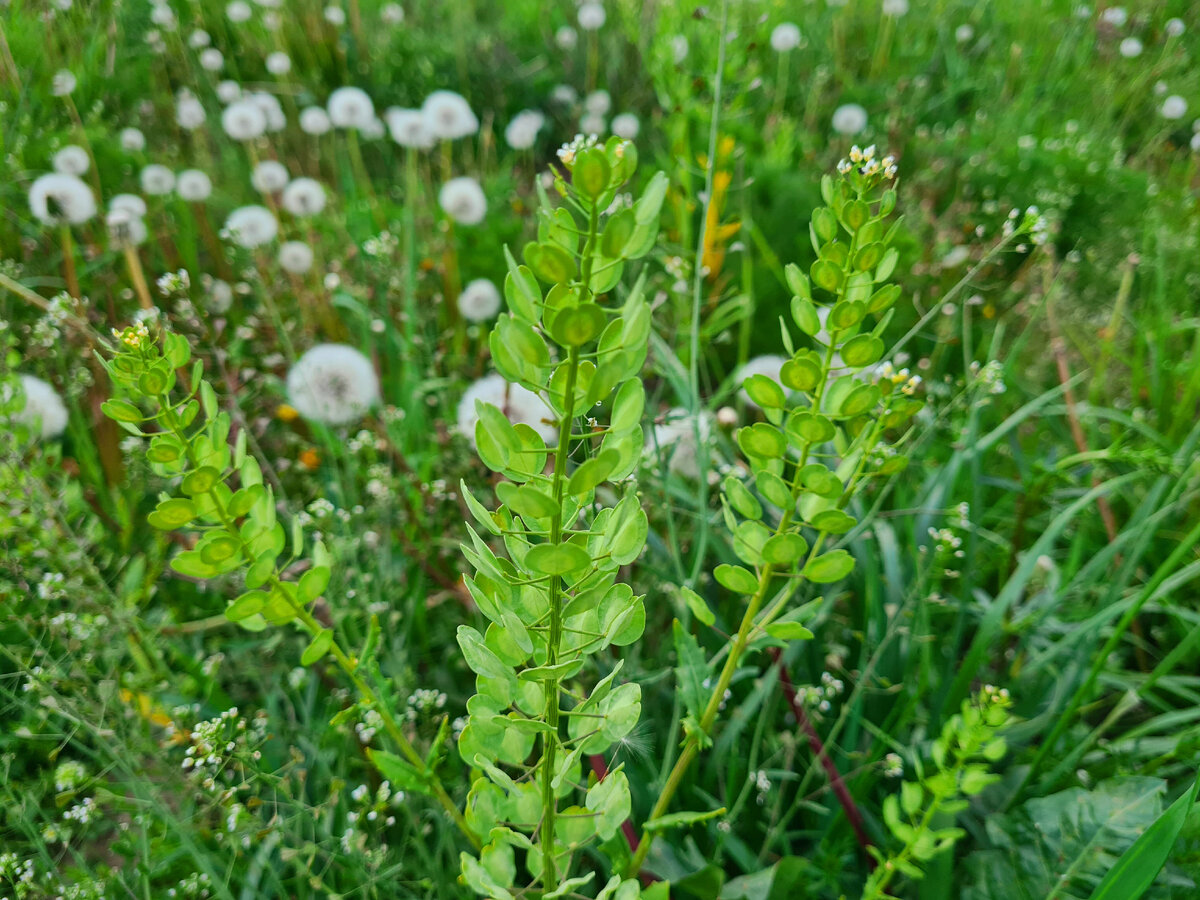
left=281, top=177, right=327, bottom=216
left=328, top=86, right=375, bottom=129
left=251, top=159, right=290, bottom=193
left=577, top=2, right=605, bottom=31
left=29, top=174, right=97, bottom=226
left=200, top=47, right=225, bottom=71
left=956, top=24, right=974, bottom=43
left=52, top=145, right=90, bottom=176
left=287, top=344, right=380, bottom=426
left=421, top=90, right=479, bottom=140
left=555, top=25, right=578, bottom=50
left=1166, top=18, right=1185, bottom=37
left=216, top=80, right=242, bottom=103
left=140, top=164, right=176, bottom=195
left=299, top=106, right=332, bottom=135
left=1100, top=6, right=1126, bottom=27
left=736, top=354, right=787, bottom=408
left=504, top=109, right=546, bottom=150
left=457, top=279, right=501, bottom=321
left=456, top=374, right=557, bottom=447
left=177, top=169, right=213, bottom=202
left=10, top=375, right=68, bottom=440
left=189, top=28, right=211, bottom=48
left=551, top=84, right=578, bottom=105
left=106, top=209, right=148, bottom=247
left=224, top=205, right=278, bottom=248
left=359, top=117, right=386, bottom=140
left=647, top=408, right=714, bottom=479
left=1191, top=133, right=1200, bottom=153
left=580, top=113, right=606, bottom=135
left=227, top=0, right=252, bottom=22
left=1119, top=37, right=1142, bottom=57
left=611, top=113, right=640, bottom=139
left=207, top=279, right=234, bottom=313
left=52, top=70, right=76, bottom=96
left=438, top=177, right=487, bottom=225
left=110, top=193, right=148, bottom=218
left=585, top=89, right=612, bottom=116
left=1162, top=95, right=1188, bottom=120
left=222, top=99, right=267, bottom=140
left=381, top=3, right=405, bottom=25
left=120, top=127, right=146, bottom=151
left=882, top=0, right=908, bottom=16
left=386, top=107, right=434, bottom=149
left=672, top=35, right=689, bottom=63
left=279, top=241, right=315, bottom=274
left=770, top=22, right=801, bottom=52
left=176, top=91, right=207, bottom=129
left=266, top=51, right=291, bottom=75
left=832, top=102, right=869, bottom=135
left=324, top=5, right=346, bottom=25
left=249, top=92, right=287, bottom=131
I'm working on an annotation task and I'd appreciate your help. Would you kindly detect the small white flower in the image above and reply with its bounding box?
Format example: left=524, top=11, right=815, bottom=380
left=299, top=106, right=332, bottom=135
left=200, top=47, right=225, bottom=71
left=770, top=22, right=801, bottom=52
left=421, top=90, right=478, bottom=140
left=221, top=99, right=267, bottom=140
left=457, top=278, right=501, bottom=321
left=251, top=159, right=290, bottom=193
left=278, top=240, right=314, bottom=274
left=52, top=69, right=76, bottom=96
left=9, top=375, right=68, bottom=439
left=287, top=344, right=380, bottom=426
left=29, top=173, right=97, bottom=225
left=328, top=86, right=375, bottom=128
left=457, top=374, right=556, bottom=446
left=120, top=127, right=146, bottom=151
left=266, top=51, right=291, bottom=74
left=224, top=205, right=278, bottom=248
left=504, top=109, right=546, bottom=150
left=140, top=164, right=176, bottom=196
left=52, top=145, right=90, bottom=176
left=578, top=2, right=605, bottom=31
left=177, top=169, right=213, bottom=202
left=281, top=177, right=327, bottom=216
left=1162, top=95, right=1188, bottom=120
left=386, top=107, right=434, bottom=149
left=611, top=112, right=640, bottom=139
left=438, top=176, right=487, bottom=225
left=831, top=102, right=869, bottom=135
left=207, top=279, right=234, bottom=313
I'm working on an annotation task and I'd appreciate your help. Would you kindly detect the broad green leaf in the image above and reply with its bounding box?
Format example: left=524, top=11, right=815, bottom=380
left=644, top=806, right=727, bottom=832
left=803, top=550, right=855, bottom=583
left=715, top=563, right=759, bottom=594
left=524, top=542, right=591, bottom=577
left=301, top=628, right=334, bottom=665
left=765, top=622, right=814, bottom=641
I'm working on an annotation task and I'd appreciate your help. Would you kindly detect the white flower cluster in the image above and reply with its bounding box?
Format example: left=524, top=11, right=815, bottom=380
left=836, top=144, right=897, bottom=179
left=1003, top=205, right=1050, bottom=247
left=873, top=361, right=922, bottom=395
left=404, top=687, right=447, bottom=722
left=968, top=359, right=1006, bottom=395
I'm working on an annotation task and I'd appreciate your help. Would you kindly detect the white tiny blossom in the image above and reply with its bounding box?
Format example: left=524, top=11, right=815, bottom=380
left=287, top=344, right=381, bottom=426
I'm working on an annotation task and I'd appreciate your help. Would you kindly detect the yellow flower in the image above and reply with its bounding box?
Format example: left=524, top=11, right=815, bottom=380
left=276, top=403, right=300, bottom=423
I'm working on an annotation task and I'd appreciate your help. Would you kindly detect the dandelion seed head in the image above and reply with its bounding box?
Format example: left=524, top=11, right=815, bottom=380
left=299, top=106, right=332, bottom=136
left=438, top=176, right=487, bottom=226
left=199, top=47, right=225, bottom=71
left=281, top=177, right=327, bottom=217
left=611, top=112, right=640, bottom=139
left=831, top=102, right=869, bottom=136
left=286, top=344, right=380, bottom=426
left=52, top=145, right=90, bottom=176
left=7, top=375, right=68, bottom=440
left=140, top=164, right=176, bottom=196
left=504, top=109, right=546, bottom=150
left=110, top=193, right=148, bottom=218
left=223, top=205, right=278, bottom=248
left=328, top=86, right=376, bottom=129
left=52, top=69, right=76, bottom=96
left=421, top=90, right=478, bottom=140
left=216, top=80, right=241, bottom=104
left=226, top=1, right=252, bottom=22
left=120, top=127, right=146, bottom=151
left=381, top=3, right=405, bottom=25
left=251, top=159, right=289, bottom=193
left=456, top=278, right=501, bottom=321
left=29, top=173, right=96, bottom=226
left=577, top=2, right=605, bottom=31
left=278, top=240, right=314, bottom=274
left=386, top=107, right=433, bottom=149
left=555, top=25, right=578, bottom=50
left=770, top=22, right=801, bottom=52
left=1161, top=95, right=1188, bottom=120
left=177, top=169, right=213, bottom=202
left=265, top=51, right=291, bottom=74
left=457, top=374, right=557, bottom=447
left=221, top=99, right=267, bottom=140
left=176, top=90, right=207, bottom=129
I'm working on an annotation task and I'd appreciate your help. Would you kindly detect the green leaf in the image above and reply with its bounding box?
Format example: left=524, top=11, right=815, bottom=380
left=724, top=476, right=763, bottom=520
left=503, top=248, right=542, bottom=322
left=586, top=769, right=631, bottom=841
left=181, top=466, right=222, bottom=496
left=810, top=259, right=843, bottom=293
left=226, top=590, right=268, bottom=621
left=803, top=550, right=855, bottom=583
left=524, top=241, right=576, bottom=284
left=765, top=622, right=814, bottom=641
left=573, top=147, right=611, bottom=200
left=146, top=498, right=197, bottom=530
left=456, top=625, right=511, bottom=680
left=550, top=302, right=606, bottom=346
left=761, top=533, right=808, bottom=566
left=644, top=806, right=727, bottom=832
left=301, top=628, right=334, bottom=665
left=841, top=334, right=884, bottom=368
left=567, top=450, right=618, bottom=495
left=610, top=379, right=644, bottom=432
left=714, top=563, right=759, bottom=594
left=737, top=423, right=787, bottom=459
left=1088, top=776, right=1199, bottom=900
left=101, top=398, right=142, bottom=423
left=367, top=748, right=431, bottom=793
left=742, top=374, right=786, bottom=409
left=298, top=565, right=331, bottom=602
left=790, top=296, right=821, bottom=336
left=524, top=542, right=592, bottom=577
left=682, top=586, right=715, bottom=626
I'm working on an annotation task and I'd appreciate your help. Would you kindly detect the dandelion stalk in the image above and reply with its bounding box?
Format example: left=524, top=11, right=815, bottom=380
left=123, top=245, right=154, bottom=310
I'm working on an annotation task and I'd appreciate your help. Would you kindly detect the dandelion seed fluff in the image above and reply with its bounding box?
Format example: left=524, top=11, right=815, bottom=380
left=328, top=86, right=375, bottom=129
left=207, top=279, right=234, bottom=313
left=227, top=1, right=252, bottom=22
left=29, top=173, right=97, bottom=226
left=577, top=2, right=605, bottom=31
left=831, top=102, right=868, bottom=135
left=120, top=127, right=146, bottom=151
left=52, top=145, right=90, bottom=176
left=580, top=113, right=606, bottom=135
left=504, top=109, right=545, bottom=150
left=299, top=106, right=332, bottom=135
left=421, top=90, right=478, bottom=140
left=52, top=70, right=76, bottom=96
left=176, top=91, right=207, bottom=129
left=584, top=90, right=611, bottom=116
left=1119, top=37, right=1142, bottom=57
left=224, top=205, right=278, bottom=248
left=222, top=99, right=267, bottom=140
left=611, top=112, right=640, bottom=139
left=140, top=164, right=176, bottom=195
left=266, top=51, right=291, bottom=75
left=881, top=0, right=908, bottom=16
left=438, top=177, right=487, bottom=226
left=216, top=80, right=241, bottom=104
left=278, top=241, right=314, bottom=274
left=287, top=344, right=380, bottom=426
left=647, top=408, right=714, bottom=479
left=381, top=3, right=405, bottom=25
left=177, top=169, right=213, bottom=202
left=555, top=26, right=578, bottom=50
left=324, top=5, right=346, bottom=25
left=251, top=160, right=290, bottom=193
left=10, top=375, right=68, bottom=440
left=249, top=91, right=287, bottom=131
left=457, top=279, right=501, bottom=321
left=189, top=28, right=211, bottom=48
left=770, top=23, right=801, bottom=52
left=1191, top=133, right=1200, bottom=152
left=551, top=84, right=578, bottom=106
left=106, top=209, right=148, bottom=247
left=456, top=374, right=556, bottom=447
left=110, top=194, right=148, bottom=218
left=386, top=107, right=433, bottom=149
left=1162, top=95, right=1188, bottom=120
left=281, top=177, right=327, bottom=216
left=1100, top=6, right=1126, bottom=27
left=200, top=48, right=225, bottom=71
left=736, top=354, right=787, bottom=408
left=955, top=24, right=974, bottom=43
left=1166, top=18, right=1185, bottom=37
